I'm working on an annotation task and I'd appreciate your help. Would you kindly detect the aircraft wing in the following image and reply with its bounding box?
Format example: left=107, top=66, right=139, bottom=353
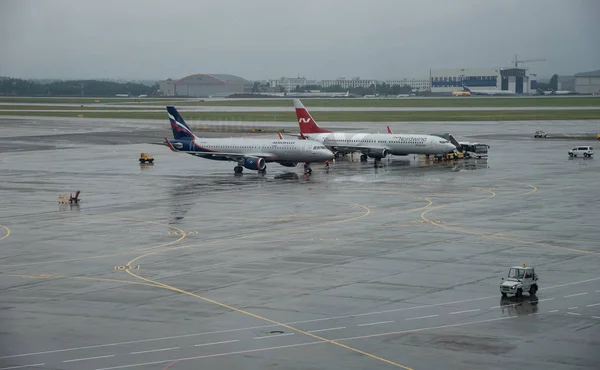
left=331, top=144, right=379, bottom=154
left=164, top=138, right=276, bottom=161
left=188, top=151, right=277, bottom=162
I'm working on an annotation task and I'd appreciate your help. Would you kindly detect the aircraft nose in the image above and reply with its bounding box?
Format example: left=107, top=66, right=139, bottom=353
left=323, top=149, right=334, bottom=160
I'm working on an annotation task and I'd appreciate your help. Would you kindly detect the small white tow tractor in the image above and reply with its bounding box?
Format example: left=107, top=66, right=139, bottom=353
left=500, top=264, right=538, bottom=297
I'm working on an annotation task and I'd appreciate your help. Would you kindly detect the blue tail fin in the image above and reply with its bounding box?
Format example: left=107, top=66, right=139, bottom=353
left=167, top=106, right=195, bottom=140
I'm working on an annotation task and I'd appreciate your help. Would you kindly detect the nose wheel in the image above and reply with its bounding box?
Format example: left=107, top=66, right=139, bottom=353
left=234, top=165, right=243, bottom=173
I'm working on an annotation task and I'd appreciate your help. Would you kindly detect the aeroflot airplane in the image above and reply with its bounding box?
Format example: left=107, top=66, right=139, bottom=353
left=164, top=106, right=333, bottom=173
left=293, top=100, right=457, bottom=163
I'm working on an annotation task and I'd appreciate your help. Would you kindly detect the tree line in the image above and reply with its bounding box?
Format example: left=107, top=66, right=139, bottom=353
left=251, top=81, right=415, bottom=96
left=0, top=78, right=159, bottom=96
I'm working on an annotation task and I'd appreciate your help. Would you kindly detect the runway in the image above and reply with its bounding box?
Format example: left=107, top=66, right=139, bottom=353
left=0, top=117, right=599, bottom=369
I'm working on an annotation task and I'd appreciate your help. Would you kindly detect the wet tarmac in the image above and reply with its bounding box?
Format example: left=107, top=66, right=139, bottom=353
left=0, top=117, right=599, bottom=370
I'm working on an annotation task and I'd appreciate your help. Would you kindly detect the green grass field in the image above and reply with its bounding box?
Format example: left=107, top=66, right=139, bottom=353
left=0, top=97, right=187, bottom=104
left=138, top=96, right=600, bottom=108
left=2, top=109, right=600, bottom=122
left=0, top=105, right=161, bottom=110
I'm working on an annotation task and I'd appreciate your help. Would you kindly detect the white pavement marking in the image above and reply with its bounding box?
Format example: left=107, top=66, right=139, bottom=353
left=0, top=365, right=45, bottom=370
left=194, top=340, right=239, bottom=347
left=405, top=314, right=438, bottom=321
left=94, top=316, right=522, bottom=370
left=567, top=312, right=581, bottom=316
left=64, top=354, right=115, bottom=363
left=94, top=342, right=325, bottom=370
left=130, top=347, right=179, bottom=355
left=548, top=310, right=559, bottom=313
left=592, top=316, right=600, bottom=319
left=336, top=316, right=517, bottom=342
left=253, top=333, right=294, bottom=340
left=357, top=321, right=394, bottom=327
left=307, top=327, right=346, bottom=333
left=5, top=276, right=600, bottom=360
left=534, top=297, right=555, bottom=302
left=586, top=303, right=600, bottom=307
left=489, top=306, right=502, bottom=309
left=564, top=292, right=588, bottom=298
left=568, top=307, right=579, bottom=310
left=449, top=309, right=480, bottom=315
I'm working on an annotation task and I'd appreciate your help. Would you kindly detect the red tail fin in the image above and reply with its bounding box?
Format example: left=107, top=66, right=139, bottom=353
left=387, top=125, right=393, bottom=134
left=293, top=99, right=331, bottom=134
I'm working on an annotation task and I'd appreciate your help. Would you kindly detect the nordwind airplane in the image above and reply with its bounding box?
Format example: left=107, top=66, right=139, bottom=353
left=164, top=106, right=334, bottom=174
left=293, top=99, right=457, bottom=164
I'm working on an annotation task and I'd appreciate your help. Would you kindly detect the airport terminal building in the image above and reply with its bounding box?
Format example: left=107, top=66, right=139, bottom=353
left=574, top=69, right=600, bottom=94
left=430, top=68, right=534, bottom=94
left=158, top=74, right=252, bottom=97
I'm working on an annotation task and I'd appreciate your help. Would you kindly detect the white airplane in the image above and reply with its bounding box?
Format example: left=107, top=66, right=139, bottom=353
left=537, top=88, right=573, bottom=95
left=461, top=85, right=514, bottom=96
left=164, top=106, right=333, bottom=174
left=293, top=99, right=457, bottom=165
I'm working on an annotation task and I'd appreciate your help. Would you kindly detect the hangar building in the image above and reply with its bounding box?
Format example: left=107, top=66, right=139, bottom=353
left=574, top=70, right=600, bottom=94
left=158, top=74, right=252, bottom=97
left=430, top=68, right=533, bottom=94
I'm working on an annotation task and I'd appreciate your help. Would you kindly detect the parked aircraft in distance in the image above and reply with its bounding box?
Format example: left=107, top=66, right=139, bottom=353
left=293, top=99, right=457, bottom=166
left=536, top=88, right=574, bottom=95
left=164, top=106, right=333, bottom=174
left=452, top=87, right=471, bottom=96
left=461, top=84, right=515, bottom=96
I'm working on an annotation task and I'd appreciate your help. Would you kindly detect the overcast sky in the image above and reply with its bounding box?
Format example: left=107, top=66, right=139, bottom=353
left=1, top=0, right=598, bottom=81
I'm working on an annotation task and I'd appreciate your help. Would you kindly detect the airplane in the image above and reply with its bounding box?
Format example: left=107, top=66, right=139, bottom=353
left=451, top=87, right=471, bottom=97
left=164, top=106, right=333, bottom=174
left=536, top=88, right=573, bottom=95
left=293, top=99, right=457, bottom=166
left=461, top=84, right=514, bottom=96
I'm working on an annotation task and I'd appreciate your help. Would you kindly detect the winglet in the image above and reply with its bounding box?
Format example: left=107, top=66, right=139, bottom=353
left=164, top=137, right=177, bottom=152
left=387, top=125, right=393, bottom=134
left=300, top=133, right=307, bottom=140
left=277, top=132, right=284, bottom=140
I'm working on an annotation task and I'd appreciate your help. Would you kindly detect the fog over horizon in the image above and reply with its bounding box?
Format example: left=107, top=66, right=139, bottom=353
left=1, top=0, right=599, bottom=81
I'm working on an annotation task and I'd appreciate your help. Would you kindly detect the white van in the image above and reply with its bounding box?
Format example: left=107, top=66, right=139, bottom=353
left=568, top=146, right=594, bottom=157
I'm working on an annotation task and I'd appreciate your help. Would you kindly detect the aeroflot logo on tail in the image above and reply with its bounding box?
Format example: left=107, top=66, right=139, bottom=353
left=298, top=118, right=312, bottom=123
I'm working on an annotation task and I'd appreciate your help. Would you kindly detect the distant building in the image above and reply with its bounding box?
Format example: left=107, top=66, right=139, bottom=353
left=430, top=67, right=533, bottom=94
left=384, top=78, right=430, bottom=92
left=574, top=70, right=600, bottom=94
left=268, top=77, right=319, bottom=91
left=158, top=74, right=252, bottom=97
left=321, top=78, right=379, bottom=89
left=557, top=75, right=575, bottom=91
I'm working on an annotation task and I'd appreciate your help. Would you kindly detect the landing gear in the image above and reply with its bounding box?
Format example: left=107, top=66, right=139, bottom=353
left=360, top=154, right=368, bottom=162
left=303, top=162, right=312, bottom=175
left=234, top=165, right=243, bottom=174
left=374, top=158, right=381, bottom=168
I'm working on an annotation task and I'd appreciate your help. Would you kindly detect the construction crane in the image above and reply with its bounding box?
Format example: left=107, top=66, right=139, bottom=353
left=512, top=55, right=546, bottom=68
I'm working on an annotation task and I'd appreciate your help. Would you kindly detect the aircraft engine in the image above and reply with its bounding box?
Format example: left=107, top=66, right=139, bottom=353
left=242, top=156, right=266, bottom=171
left=278, top=162, right=297, bottom=168
left=368, top=148, right=389, bottom=159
